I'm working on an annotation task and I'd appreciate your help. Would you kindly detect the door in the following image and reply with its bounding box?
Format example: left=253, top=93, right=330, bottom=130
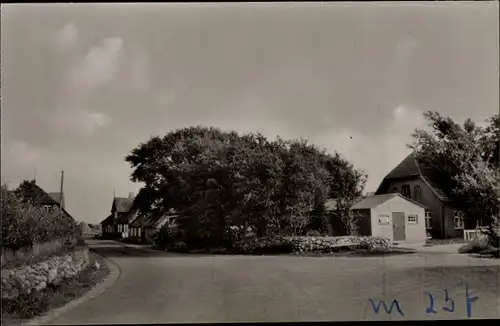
left=392, top=212, right=406, bottom=241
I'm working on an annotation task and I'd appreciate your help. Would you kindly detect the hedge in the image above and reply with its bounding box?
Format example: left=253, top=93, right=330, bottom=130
left=0, top=186, right=81, bottom=255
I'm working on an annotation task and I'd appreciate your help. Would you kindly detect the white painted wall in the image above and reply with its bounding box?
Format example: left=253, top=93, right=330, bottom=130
left=370, top=195, right=427, bottom=244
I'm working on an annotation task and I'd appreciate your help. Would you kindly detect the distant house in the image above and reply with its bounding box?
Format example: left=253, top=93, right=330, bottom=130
left=79, top=222, right=101, bottom=237
left=129, top=212, right=178, bottom=244
left=350, top=193, right=427, bottom=244
left=100, top=193, right=135, bottom=239
left=11, top=182, right=74, bottom=221
left=143, top=214, right=172, bottom=243
left=375, top=152, right=468, bottom=239
left=101, top=214, right=115, bottom=237
left=129, top=213, right=147, bottom=243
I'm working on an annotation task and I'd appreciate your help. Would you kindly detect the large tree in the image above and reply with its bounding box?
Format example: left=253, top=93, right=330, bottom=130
left=125, top=126, right=366, bottom=244
left=409, top=111, right=499, bottom=246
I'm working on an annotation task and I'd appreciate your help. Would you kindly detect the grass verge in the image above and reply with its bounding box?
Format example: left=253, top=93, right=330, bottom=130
left=1, top=250, right=110, bottom=326
left=426, top=238, right=468, bottom=246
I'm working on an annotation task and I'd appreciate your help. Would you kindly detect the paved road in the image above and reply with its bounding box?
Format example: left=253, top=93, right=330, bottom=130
left=47, top=240, right=500, bottom=324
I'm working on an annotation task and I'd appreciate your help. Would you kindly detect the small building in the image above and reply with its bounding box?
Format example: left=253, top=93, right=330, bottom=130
left=129, top=213, right=147, bottom=243
left=350, top=193, right=427, bottom=244
left=100, top=193, right=135, bottom=239
left=10, top=181, right=74, bottom=222
left=375, top=151, right=468, bottom=239
left=142, top=214, right=172, bottom=244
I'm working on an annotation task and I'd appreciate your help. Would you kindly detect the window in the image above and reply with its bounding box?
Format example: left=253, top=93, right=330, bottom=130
left=402, top=185, right=411, bottom=198
left=124, top=225, right=128, bottom=233
left=378, top=215, right=390, bottom=225
left=425, top=211, right=432, bottom=229
left=138, top=228, right=141, bottom=237
left=413, top=185, right=422, bottom=202
left=454, top=211, right=464, bottom=229
left=408, top=214, right=418, bottom=224
left=43, top=205, right=52, bottom=213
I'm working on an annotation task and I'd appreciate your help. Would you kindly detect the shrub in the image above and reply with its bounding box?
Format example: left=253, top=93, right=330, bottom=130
left=172, top=241, right=188, bottom=252
left=305, top=230, right=324, bottom=237
left=458, top=236, right=491, bottom=254
left=343, top=236, right=391, bottom=250
left=233, top=236, right=294, bottom=254
left=153, top=223, right=183, bottom=248
left=1, top=236, right=81, bottom=269
left=1, top=186, right=80, bottom=253
left=286, top=236, right=344, bottom=253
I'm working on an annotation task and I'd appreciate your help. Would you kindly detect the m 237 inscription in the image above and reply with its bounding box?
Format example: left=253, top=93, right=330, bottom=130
left=367, top=282, right=479, bottom=319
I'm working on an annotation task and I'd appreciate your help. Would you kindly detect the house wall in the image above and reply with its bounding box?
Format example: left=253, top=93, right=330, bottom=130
left=443, top=204, right=464, bottom=238
left=378, top=176, right=445, bottom=238
left=371, top=195, right=427, bottom=243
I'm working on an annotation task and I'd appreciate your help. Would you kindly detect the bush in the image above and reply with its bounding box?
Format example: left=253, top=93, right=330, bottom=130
left=286, top=236, right=344, bottom=253
left=1, top=186, right=80, bottom=253
left=153, top=224, right=183, bottom=248
left=343, top=236, right=391, bottom=250
left=1, top=237, right=82, bottom=269
left=458, top=236, right=492, bottom=254
left=233, top=236, right=294, bottom=254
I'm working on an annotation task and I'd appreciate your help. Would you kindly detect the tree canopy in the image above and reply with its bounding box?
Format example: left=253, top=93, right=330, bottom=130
left=409, top=111, right=499, bottom=244
left=126, top=126, right=366, bottom=243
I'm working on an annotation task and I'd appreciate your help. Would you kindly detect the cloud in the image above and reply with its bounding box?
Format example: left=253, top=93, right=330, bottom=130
left=130, top=46, right=150, bottom=91
left=53, top=109, right=111, bottom=137
left=311, top=105, right=427, bottom=193
left=395, top=35, right=418, bottom=65
left=53, top=23, right=78, bottom=53
left=70, top=37, right=124, bottom=92
left=1, top=140, right=136, bottom=222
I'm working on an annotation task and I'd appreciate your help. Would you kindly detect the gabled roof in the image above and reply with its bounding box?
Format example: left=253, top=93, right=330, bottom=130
left=101, top=214, right=114, bottom=226
left=383, top=152, right=421, bottom=180
left=47, top=192, right=64, bottom=206
left=144, top=214, right=175, bottom=229
left=16, top=183, right=74, bottom=220
left=351, top=193, right=399, bottom=210
left=130, top=213, right=148, bottom=228
left=112, top=197, right=134, bottom=213
left=117, top=207, right=139, bottom=224
left=351, top=193, right=427, bottom=210
left=375, top=151, right=452, bottom=202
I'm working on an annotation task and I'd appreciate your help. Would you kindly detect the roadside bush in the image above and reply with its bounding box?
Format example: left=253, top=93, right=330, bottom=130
left=344, top=236, right=391, bottom=250
left=458, top=236, right=491, bottom=254
left=286, top=236, right=344, bottom=253
left=172, top=241, right=188, bottom=252
left=0, top=185, right=81, bottom=263
left=1, top=236, right=81, bottom=269
left=153, top=224, right=183, bottom=248
left=233, top=236, right=294, bottom=254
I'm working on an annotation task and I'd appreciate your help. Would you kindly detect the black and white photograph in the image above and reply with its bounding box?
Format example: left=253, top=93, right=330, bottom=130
left=1, top=1, right=499, bottom=324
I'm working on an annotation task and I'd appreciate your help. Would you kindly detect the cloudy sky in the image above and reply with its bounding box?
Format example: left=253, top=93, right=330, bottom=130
left=1, top=2, right=498, bottom=223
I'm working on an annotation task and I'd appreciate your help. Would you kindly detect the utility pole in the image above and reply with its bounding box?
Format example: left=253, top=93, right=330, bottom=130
left=33, top=164, right=36, bottom=184
left=59, top=170, right=64, bottom=214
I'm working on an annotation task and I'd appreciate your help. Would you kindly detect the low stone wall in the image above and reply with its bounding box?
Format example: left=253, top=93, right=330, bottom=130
left=1, top=247, right=90, bottom=300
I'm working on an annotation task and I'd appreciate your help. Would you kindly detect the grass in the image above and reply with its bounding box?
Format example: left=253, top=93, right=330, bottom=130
left=425, top=237, right=468, bottom=246
left=1, top=250, right=110, bottom=325
left=457, top=236, right=499, bottom=259
left=1, top=237, right=82, bottom=270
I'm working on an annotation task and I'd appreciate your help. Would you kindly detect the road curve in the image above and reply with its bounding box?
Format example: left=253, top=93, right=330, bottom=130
left=45, top=240, right=500, bottom=324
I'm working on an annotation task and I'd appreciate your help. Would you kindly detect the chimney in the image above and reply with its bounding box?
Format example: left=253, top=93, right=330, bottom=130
left=128, top=192, right=134, bottom=199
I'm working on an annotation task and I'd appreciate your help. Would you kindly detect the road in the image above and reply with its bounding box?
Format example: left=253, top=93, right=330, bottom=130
left=46, top=240, right=500, bottom=324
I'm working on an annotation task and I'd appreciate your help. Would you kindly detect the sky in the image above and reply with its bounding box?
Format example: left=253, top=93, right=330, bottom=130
left=1, top=2, right=498, bottom=224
